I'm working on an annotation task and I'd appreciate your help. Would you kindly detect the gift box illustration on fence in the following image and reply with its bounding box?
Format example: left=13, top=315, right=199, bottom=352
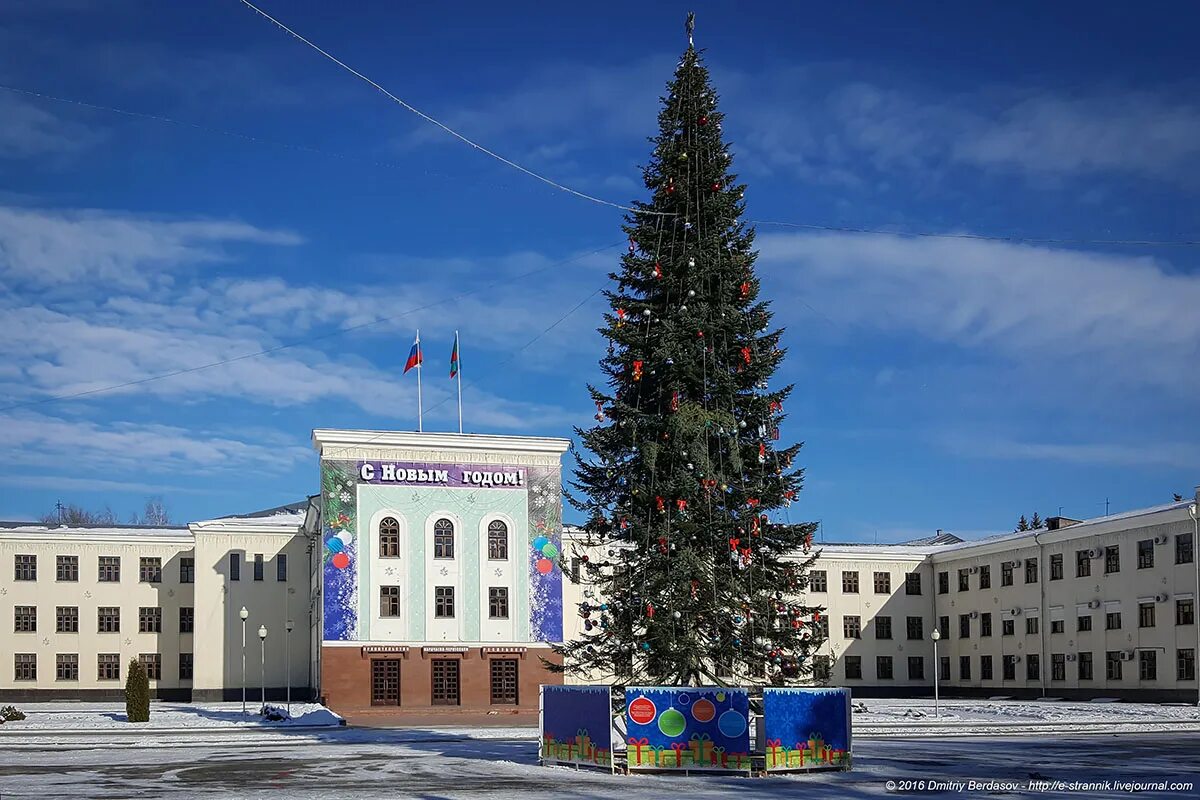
left=628, top=737, right=652, bottom=766
left=575, top=729, right=593, bottom=762
left=688, top=732, right=715, bottom=766
left=765, top=738, right=785, bottom=768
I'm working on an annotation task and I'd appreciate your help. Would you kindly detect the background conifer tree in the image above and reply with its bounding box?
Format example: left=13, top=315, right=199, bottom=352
left=125, top=657, right=150, bottom=722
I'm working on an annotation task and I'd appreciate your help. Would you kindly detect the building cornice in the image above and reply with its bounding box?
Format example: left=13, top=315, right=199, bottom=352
left=312, top=428, right=571, bottom=458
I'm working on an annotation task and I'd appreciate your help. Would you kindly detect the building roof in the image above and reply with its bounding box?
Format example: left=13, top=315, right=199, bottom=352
left=191, top=500, right=308, bottom=532
left=311, top=428, right=572, bottom=456
left=0, top=519, right=191, bottom=542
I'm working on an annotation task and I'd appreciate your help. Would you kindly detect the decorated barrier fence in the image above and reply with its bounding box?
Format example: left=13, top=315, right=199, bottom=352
left=625, top=686, right=752, bottom=772
left=762, top=687, right=851, bottom=771
left=539, top=685, right=615, bottom=771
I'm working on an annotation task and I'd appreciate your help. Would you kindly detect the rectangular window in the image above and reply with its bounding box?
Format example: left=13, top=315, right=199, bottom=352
left=958, top=569, right=970, bottom=591
left=875, top=615, right=892, bottom=640
left=14, top=606, right=36, bottom=632
left=98, top=607, right=120, bottom=633
left=1076, top=550, right=1091, bottom=578
left=99, top=555, right=120, bottom=582
left=1001, top=562, right=1013, bottom=586
left=179, top=607, right=194, bottom=633
left=908, top=656, right=924, bottom=680
left=905, top=572, right=921, bottom=595
left=980, top=613, right=992, bottom=637
left=1178, top=533, right=1195, bottom=565
left=1025, top=558, right=1038, bottom=584
left=979, top=564, right=991, bottom=589
left=843, top=655, right=862, bottom=680
left=1026, top=654, right=1040, bottom=681
left=1051, top=619, right=1064, bottom=634
left=939, top=615, right=950, bottom=639
left=179, top=652, right=193, bottom=680
left=959, top=655, right=971, bottom=680
left=488, top=524, right=509, bottom=560
left=380, top=526, right=400, bottom=558
left=817, top=617, right=829, bottom=639
left=843, top=615, right=861, bottom=639
left=179, top=557, right=194, bottom=584
left=1079, top=652, right=1093, bottom=681
left=139, top=557, right=162, bottom=583
left=1104, top=545, right=1120, bottom=574
left=1178, top=599, right=1195, bottom=626
left=813, top=655, right=831, bottom=682
left=1002, top=619, right=1015, bottom=636
left=876, top=656, right=893, bottom=680
left=97, top=653, right=120, bottom=681
left=937, top=571, right=949, bottom=594
left=56, top=555, right=79, bottom=582
left=1178, top=649, right=1196, bottom=682
left=1106, top=611, right=1122, bottom=630
left=1139, top=650, right=1156, bottom=681
left=1137, top=539, right=1154, bottom=569
left=14, top=554, right=36, bottom=581
left=431, top=659, right=460, bottom=705
left=940, top=656, right=950, bottom=682
left=1106, top=651, right=1122, bottom=680
left=1078, top=614, right=1092, bottom=632
left=14, top=653, right=37, bottom=681
left=906, top=616, right=923, bottom=640
left=434, top=521, right=455, bottom=559
left=434, top=586, right=455, bottom=618
left=277, top=553, right=288, bottom=582
left=873, top=571, right=891, bottom=593
left=253, top=554, right=264, bottom=581
left=959, top=614, right=970, bottom=639
left=139, top=653, right=161, bottom=681
left=229, top=553, right=241, bottom=581
left=980, top=655, right=993, bottom=680
left=809, top=570, right=827, bottom=592
left=379, top=586, right=400, bottom=617
left=489, top=587, right=510, bottom=619
left=570, top=558, right=580, bottom=583
left=1138, top=602, right=1155, bottom=628
left=1026, top=617, right=1039, bottom=635
left=489, top=658, right=519, bottom=704
left=56, top=653, right=79, bottom=681
left=56, top=606, right=79, bottom=633
left=1052, top=654, right=1066, bottom=681
left=1049, top=554, right=1063, bottom=580
left=139, top=607, right=162, bottom=633
left=842, top=571, right=859, bottom=593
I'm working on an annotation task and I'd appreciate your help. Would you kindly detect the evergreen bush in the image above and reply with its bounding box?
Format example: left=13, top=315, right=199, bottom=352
left=124, top=658, right=150, bottom=722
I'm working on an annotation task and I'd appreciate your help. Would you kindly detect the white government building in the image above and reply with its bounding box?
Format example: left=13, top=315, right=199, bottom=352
left=1, top=428, right=1197, bottom=709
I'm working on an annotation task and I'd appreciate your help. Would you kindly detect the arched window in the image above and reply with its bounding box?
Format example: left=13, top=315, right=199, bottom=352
left=487, top=520, right=509, bottom=560
left=379, top=517, right=400, bottom=558
left=433, top=518, right=455, bottom=559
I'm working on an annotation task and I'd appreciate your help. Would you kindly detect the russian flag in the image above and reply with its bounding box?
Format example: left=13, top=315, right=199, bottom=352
left=403, top=333, right=422, bottom=373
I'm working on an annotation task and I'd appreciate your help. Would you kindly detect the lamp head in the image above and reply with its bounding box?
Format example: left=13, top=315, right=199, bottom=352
left=286, top=619, right=294, bottom=632
left=239, top=606, right=249, bottom=620
left=1190, top=503, right=1197, bottom=519
left=930, top=628, right=941, bottom=641
left=258, top=625, right=268, bottom=640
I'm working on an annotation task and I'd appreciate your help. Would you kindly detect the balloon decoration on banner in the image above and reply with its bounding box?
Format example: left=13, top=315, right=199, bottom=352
left=533, top=534, right=559, bottom=574
left=327, top=529, right=353, bottom=570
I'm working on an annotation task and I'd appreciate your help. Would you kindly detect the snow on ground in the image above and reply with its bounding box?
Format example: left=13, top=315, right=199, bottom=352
left=0, top=701, right=342, bottom=732
left=856, top=697, right=1200, bottom=725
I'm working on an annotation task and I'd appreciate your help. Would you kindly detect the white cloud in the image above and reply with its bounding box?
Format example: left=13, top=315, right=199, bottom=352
left=0, top=91, right=102, bottom=158
left=938, top=432, right=1196, bottom=470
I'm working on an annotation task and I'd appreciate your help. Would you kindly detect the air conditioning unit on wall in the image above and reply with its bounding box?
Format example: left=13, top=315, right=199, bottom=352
left=1089, top=548, right=1104, bottom=558
left=970, top=611, right=979, bottom=619
left=1154, top=534, right=1169, bottom=545
left=1121, top=650, right=1137, bottom=661
left=1088, top=599, right=1102, bottom=609
left=969, top=566, right=980, bottom=574
left=1009, top=607, right=1022, bottom=616
left=1155, top=593, right=1170, bottom=603
left=1066, top=654, right=1078, bottom=662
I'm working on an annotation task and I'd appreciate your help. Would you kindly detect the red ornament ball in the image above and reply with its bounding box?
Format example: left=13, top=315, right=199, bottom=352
left=699, top=115, right=708, bottom=125
left=331, top=552, right=350, bottom=570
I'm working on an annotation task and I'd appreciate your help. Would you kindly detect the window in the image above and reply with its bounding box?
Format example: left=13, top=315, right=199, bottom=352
left=1139, top=602, right=1155, bottom=628
left=875, top=615, right=892, bottom=640
left=57, top=555, right=78, bottom=582
left=98, top=607, right=120, bottom=633
left=873, top=571, right=890, bottom=593
left=179, top=557, right=194, bottom=583
left=905, top=572, right=921, bottom=595
left=139, top=557, right=162, bottom=583
left=277, top=553, right=288, bottom=581
left=1139, top=650, right=1156, bottom=681
left=1025, top=558, right=1038, bottom=584
left=979, top=565, right=991, bottom=589
left=1178, top=649, right=1196, bottom=682
left=809, top=570, right=827, bottom=592
left=1079, top=652, right=1093, bottom=680
left=1178, top=599, right=1195, bottom=626
left=139, top=653, right=161, bottom=680
left=843, top=656, right=862, bottom=680
left=876, top=656, right=893, bottom=680
left=1051, top=619, right=1064, bottom=634
left=1026, top=617, right=1039, bottom=635
left=1076, top=550, right=1091, bottom=578
left=938, top=616, right=950, bottom=639
left=431, top=658, right=460, bottom=705
left=56, top=653, right=78, bottom=681
left=906, top=616, right=923, bottom=640
left=434, top=586, right=455, bottom=618
left=56, top=606, right=78, bottom=633
left=180, top=607, right=194, bottom=633
left=14, top=554, right=36, bottom=581
left=1177, top=533, right=1195, bottom=565
left=14, top=606, right=36, bottom=632
left=980, top=613, right=992, bottom=637
left=433, top=518, right=455, bottom=559
left=1001, top=562, right=1013, bottom=586
left=379, top=517, right=400, bottom=558
left=1049, top=553, right=1063, bottom=580
left=842, top=571, right=859, bottom=593
left=229, top=553, right=241, bottom=581
left=813, top=656, right=831, bottom=681
left=1137, top=539, right=1154, bottom=569
left=843, top=615, right=861, bottom=639
left=908, top=656, right=925, bottom=680
left=959, top=614, right=970, bottom=639
left=937, top=571, right=949, bottom=594
left=97, top=654, right=120, bottom=681
left=959, top=655, right=971, bottom=680
left=139, top=607, right=162, bottom=633
left=489, top=587, right=510, bottom=619
left=570, top=558, right=581, bottom=583
left=1106, top=651, right=1122, bottom=680
left=1106, top=611, right=1122, bottom=630
left=14, top=653, right=36, bottom=681
left=253, top=553, right=264, bottom=581
left=940, top=656, right=950, bottom=682
left=1078, top=615, right=1092, bottom=632
left=488, top=520, right=509, bottom=560
left=99, top=555, right=120, bottom=582
left=958, top=569, right=969, bottom=591
left=980, top=655, right=993, bottom=680
left=1104, top=545, right=1120, bottom=574
left=1002, top=619, right=1015, bottom=636
left=490, top=658, right=519, bottom=704
left=1051, top=654, right=1065, bottom=681
left=379, top=586, right=400, bottom=617
left=1026, top=654, right=1040, bottom=681
left=179, top=652, right=193, bottom=680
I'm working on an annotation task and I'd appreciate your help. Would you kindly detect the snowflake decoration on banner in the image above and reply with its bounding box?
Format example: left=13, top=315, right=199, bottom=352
left=339, top=491, right=351, bottom=503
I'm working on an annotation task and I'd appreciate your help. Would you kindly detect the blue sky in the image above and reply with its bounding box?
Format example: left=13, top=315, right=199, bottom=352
left=1, top=1, right=1197, bottom=539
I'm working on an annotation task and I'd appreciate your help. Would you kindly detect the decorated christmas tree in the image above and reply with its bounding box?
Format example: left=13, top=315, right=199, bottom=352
left=553, top=20, right=824, bottom=686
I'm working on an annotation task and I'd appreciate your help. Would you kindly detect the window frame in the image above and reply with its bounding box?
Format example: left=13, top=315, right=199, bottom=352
left=14, top=554, right=36, bottom=581
left=98, top=555, right=120, bottom=582
left=841, top=570, right=859, bottom=593
left=379, top=516, right=400, bottom=558
left=809, top=570, right=827, bottom=592
left=488, top=586, right=510, bottom=619
left=487, top=520, right=509, bottom=561
left=873, top=571, right=890, bottom=594
left=56, top=555, right=79, bottom=582
left=433, top=518, right=455, bottom=560
left=139, top=556, right=162, bottom=584
left=379, top=586, right=401, bottom=617
left=434, top=585, right=455, bottom=618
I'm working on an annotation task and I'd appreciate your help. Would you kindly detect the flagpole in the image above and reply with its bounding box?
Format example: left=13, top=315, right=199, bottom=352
left=416, top=329, right=423, bottom=433
left=455, top=330, right=463, bottom=434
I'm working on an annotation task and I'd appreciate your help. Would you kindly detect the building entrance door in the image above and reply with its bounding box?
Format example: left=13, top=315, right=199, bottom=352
left=431, top=659, right=460, bottom=705
left=371, top=659, right=400, bottom=705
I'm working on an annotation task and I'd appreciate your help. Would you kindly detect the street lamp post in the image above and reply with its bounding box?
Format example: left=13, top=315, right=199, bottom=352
left=258, top=625, right=268, bottom=712
left=239, top=606, right=249, bottom=714
left=285, top=619, right=294, bottom=715
left=930, top=628, right=942, bottom=718
left=1189, top=503, right=1199, bottom=708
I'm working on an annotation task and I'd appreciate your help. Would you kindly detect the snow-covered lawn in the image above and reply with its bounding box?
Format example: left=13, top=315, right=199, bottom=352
left=0, top=701, right=342, bottom=733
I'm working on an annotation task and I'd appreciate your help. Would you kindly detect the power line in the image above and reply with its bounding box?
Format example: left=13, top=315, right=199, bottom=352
left=750, top=219, right=1200, bottom=247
